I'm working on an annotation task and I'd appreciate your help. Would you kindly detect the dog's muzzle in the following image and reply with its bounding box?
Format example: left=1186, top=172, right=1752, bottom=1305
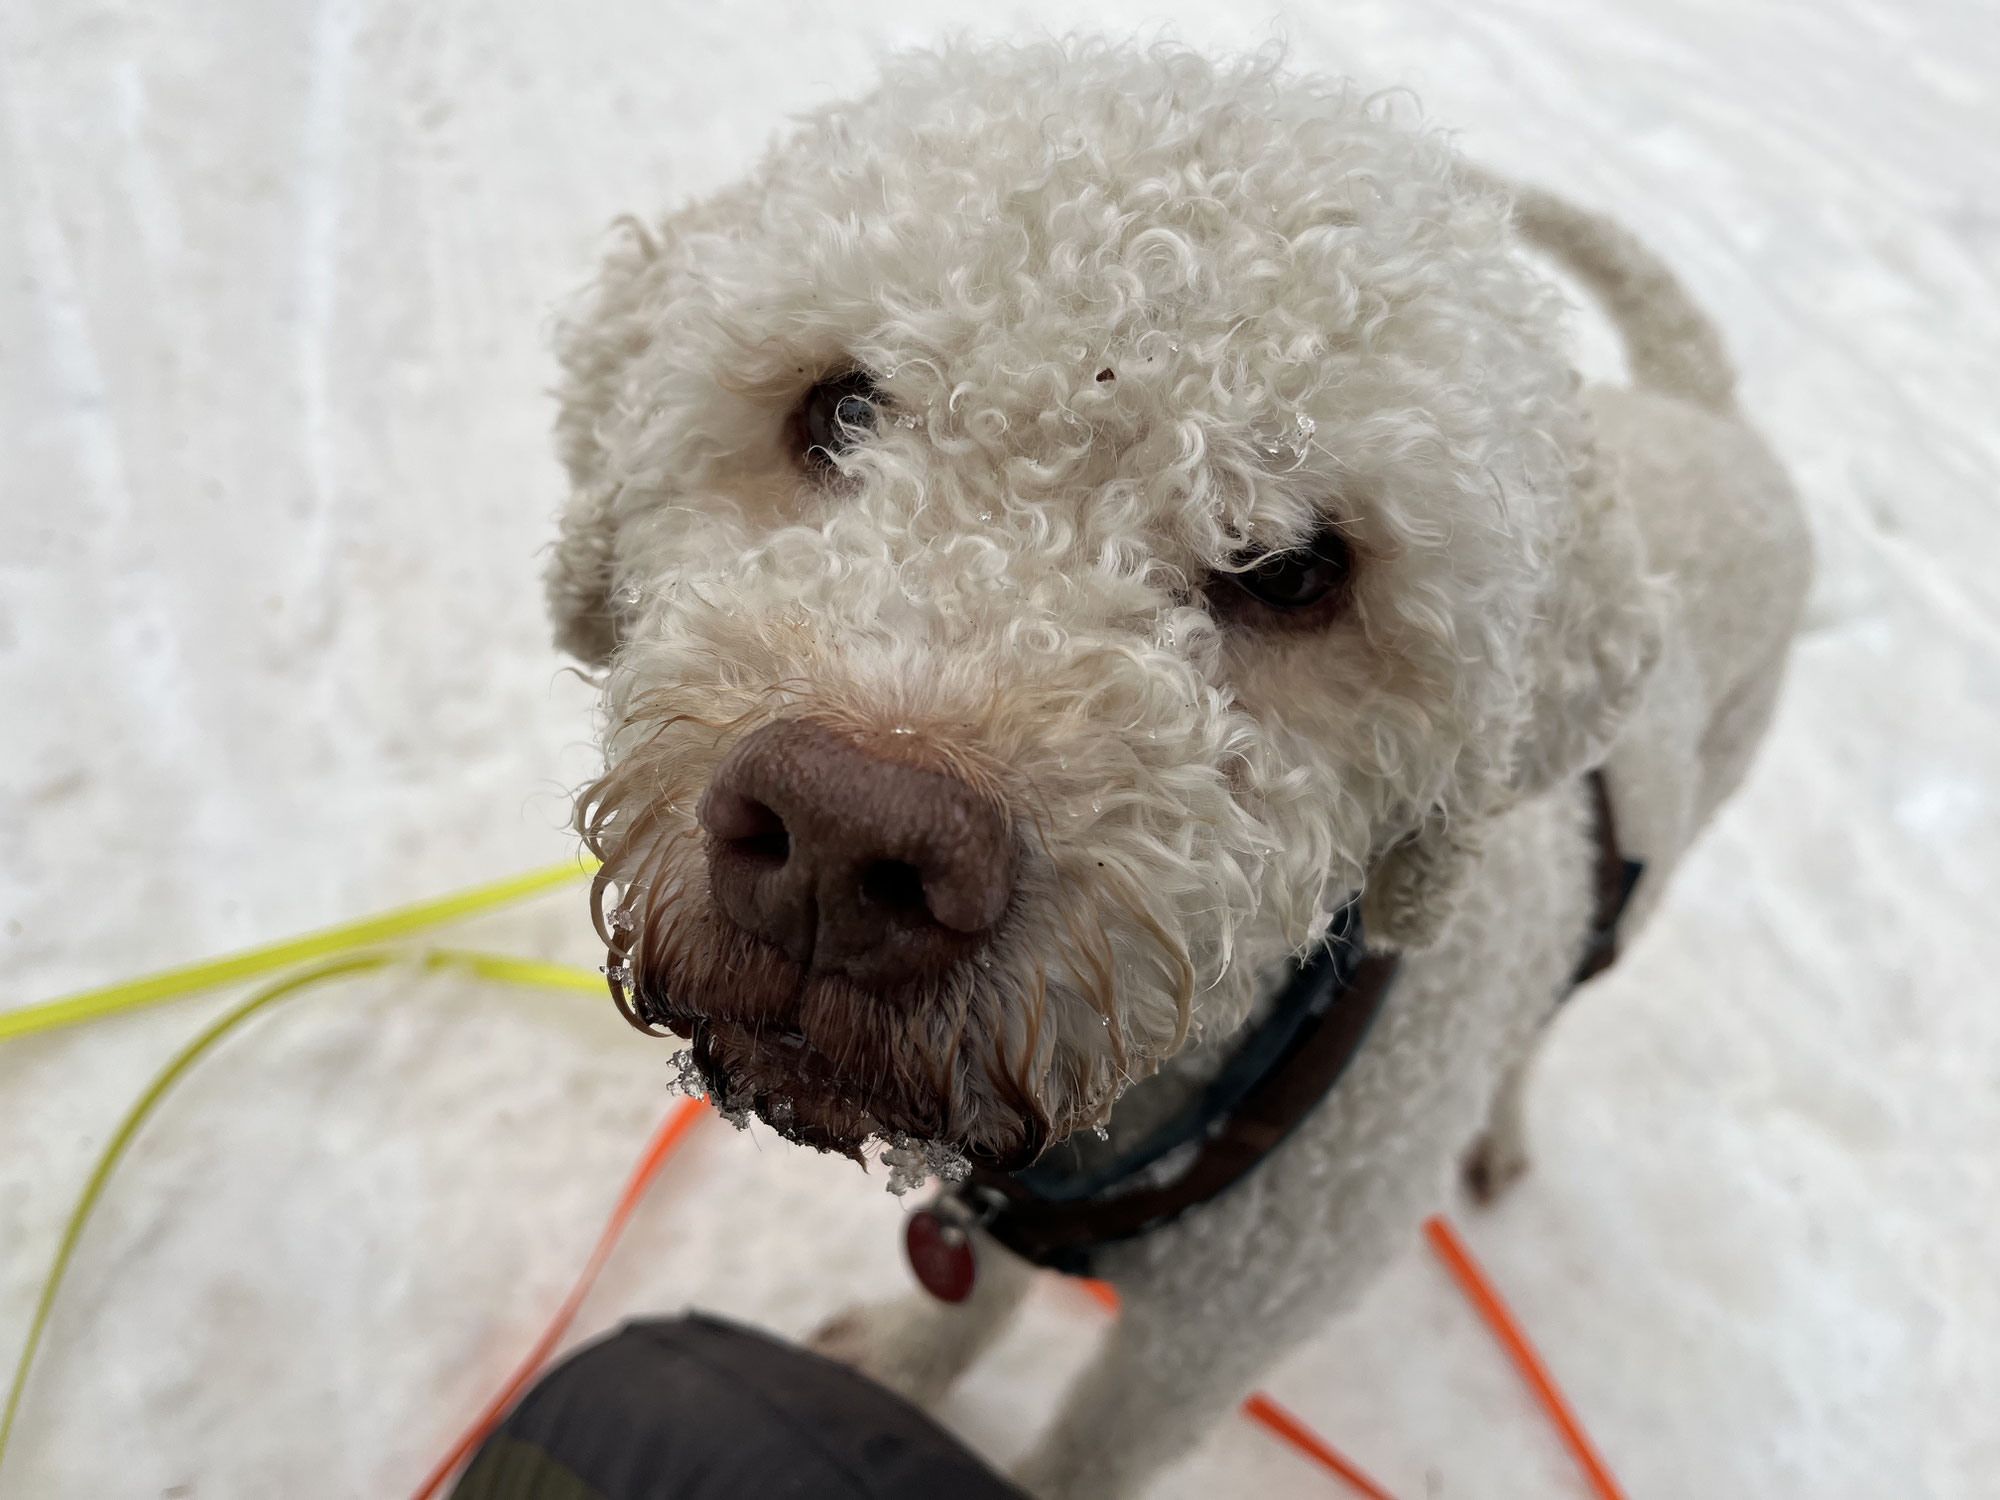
left=624, top=717, right=1043, bottom=1165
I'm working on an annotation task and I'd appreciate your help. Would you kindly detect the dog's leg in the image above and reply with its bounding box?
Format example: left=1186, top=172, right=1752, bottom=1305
left=808, top=1228, right=1035, bottom=1406
left=1462, top=1045, right=1537, bottom=1203
left=1010, top=1140, right=1430, bottom=1497
left=1010, top=1252, right=1367, bottom=1500
left=1013, top=1299, right=1259, bottom=1500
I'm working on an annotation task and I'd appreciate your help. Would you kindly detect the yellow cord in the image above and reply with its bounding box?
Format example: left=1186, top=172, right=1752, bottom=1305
left=0, top=858, right=598, bottom=1043
left=0, top=946, right=611, bottom=1480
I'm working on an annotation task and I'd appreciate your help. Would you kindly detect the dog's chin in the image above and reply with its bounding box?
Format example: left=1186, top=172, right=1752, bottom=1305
left=633, top=948, right=1051, bottom=1171
left=679, top=1017, right=1048, bottom=1170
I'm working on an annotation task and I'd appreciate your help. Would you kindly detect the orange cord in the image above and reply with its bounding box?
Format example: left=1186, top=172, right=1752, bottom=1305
left=1241, top=1394, right=1401, bottom=1500
left=1423, top=1215, right=1627, bottom=1500
left=408, top=1098, right=708, bottom=1500
left=1076, top=1279, right=1400, bottom=1500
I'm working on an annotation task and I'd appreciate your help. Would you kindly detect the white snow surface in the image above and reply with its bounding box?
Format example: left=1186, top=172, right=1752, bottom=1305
left=2, top=3, right=1995, bottom=1497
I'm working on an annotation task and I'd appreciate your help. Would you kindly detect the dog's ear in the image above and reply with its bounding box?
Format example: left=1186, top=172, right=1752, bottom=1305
left=544, top=217, right=670, bottom=667
left=1507, top=424, right=1667, bottom=799
left=1362, top=810, right=1484, bottom=953
left=1365, top=423, right=1664, bottom=951
left=546, top=478, right=623, bottom=666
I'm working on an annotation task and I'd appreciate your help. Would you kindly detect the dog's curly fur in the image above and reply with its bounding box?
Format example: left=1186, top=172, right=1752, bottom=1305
left=548, top=40, right=1809, bottom=1497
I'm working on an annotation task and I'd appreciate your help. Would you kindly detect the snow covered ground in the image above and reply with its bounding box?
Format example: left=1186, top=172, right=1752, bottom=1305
left=3, top=2, right=1995, bottom=1496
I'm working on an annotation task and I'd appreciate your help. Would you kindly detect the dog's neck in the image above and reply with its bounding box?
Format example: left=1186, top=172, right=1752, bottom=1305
left=1090, top=933, right=1349, bottom=1157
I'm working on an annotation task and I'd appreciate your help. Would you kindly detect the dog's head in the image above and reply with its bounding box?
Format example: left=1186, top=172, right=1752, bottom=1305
left=548, top=42, right=1663, bottom=1169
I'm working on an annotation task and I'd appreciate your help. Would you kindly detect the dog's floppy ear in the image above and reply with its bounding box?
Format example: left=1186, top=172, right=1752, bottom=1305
left=544, top=217, right=670, bottom=667
left=547, top=478, right=623, bottom=666
left=1506, top=425, right=1667, bottom=799
left=1362, top=809, right=1485, bottom=953
left=1365, top=424, right=1664, bottom=951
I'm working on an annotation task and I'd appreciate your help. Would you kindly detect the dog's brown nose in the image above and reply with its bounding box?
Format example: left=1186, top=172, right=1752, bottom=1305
left=699, top=719, right=1016, bottom=986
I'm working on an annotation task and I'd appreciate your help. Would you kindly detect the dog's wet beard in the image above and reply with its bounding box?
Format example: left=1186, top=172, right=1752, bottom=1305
left=626, top=948, right=1055, bottom=1171
left=660, top=1008, right=1050, bottom=1172
left=592, top=820, right=1054, bottom=1170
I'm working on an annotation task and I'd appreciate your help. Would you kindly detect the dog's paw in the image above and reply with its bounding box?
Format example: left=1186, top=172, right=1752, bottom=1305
left=1461, top=1130, right=1531, bottom=1205
left=806, top=1305, right=878, bottom=1368
left=806, top=1298, right=956, bottom=1405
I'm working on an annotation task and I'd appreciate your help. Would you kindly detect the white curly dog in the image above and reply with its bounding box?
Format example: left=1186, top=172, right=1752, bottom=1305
left=547, top=40, right=1809, bottom=1499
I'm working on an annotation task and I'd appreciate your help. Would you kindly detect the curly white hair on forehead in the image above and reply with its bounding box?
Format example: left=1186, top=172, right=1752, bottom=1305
left=547, top=38, right=1664, bottom=1169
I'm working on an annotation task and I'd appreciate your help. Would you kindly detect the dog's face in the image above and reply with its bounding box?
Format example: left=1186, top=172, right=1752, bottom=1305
left=549, top=45, right=1660, bottom=1169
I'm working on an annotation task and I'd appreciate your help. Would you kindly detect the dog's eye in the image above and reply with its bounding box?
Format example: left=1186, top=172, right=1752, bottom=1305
left=1208, top=524, right=1352, bottom=620
left=797, top=371, right=881, bottom=472
left=1214, top=525, right=1353, bottom=613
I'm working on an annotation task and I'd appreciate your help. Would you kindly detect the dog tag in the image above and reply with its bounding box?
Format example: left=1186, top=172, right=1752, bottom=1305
left=906, top=1209, right=976, bottom=1303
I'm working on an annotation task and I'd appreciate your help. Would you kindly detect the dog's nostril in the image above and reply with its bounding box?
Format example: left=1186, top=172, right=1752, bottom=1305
left=736, top=826, right=790, bottom=863
left=719, top=798, right=791, bottom=864
left=860, top=859, right=927, bottom=916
